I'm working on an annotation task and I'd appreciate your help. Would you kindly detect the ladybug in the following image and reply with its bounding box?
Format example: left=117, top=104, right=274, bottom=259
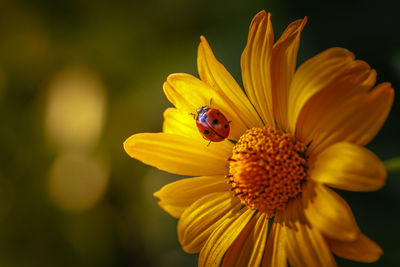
left=192, top=105, right=230, bottom=144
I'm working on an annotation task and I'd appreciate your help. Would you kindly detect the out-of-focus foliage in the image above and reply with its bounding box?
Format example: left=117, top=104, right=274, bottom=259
left=0, top=0, right=399, bottom=266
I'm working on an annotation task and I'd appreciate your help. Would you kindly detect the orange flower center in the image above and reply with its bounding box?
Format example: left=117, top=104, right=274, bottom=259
left=228, top=126, right=307, bottom=217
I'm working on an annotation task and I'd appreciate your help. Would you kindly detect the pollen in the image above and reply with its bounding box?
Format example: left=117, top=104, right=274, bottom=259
left=228, top=126, right=307, bottom=217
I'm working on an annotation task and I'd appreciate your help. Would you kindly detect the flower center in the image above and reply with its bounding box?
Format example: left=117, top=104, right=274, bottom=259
left=228, top=126, right=307, bottom=217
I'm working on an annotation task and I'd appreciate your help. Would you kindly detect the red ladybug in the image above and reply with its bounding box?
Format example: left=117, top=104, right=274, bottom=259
left=192, top=105, right=230, bottom=143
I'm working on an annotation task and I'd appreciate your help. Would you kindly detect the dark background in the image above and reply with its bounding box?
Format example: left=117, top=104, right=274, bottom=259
left=0, top=0, right=399, bottom=266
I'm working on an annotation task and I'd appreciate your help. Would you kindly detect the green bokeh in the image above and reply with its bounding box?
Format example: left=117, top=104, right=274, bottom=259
left=0, top=0, right=399, bottom=266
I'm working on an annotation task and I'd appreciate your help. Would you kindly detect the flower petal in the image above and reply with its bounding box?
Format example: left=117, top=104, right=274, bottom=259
left=288, top=46, right=394, bottom=152
left=162, top=107, right=234, bottom=151
left=287, top=47, right=357, bottom=134
left=297, top=82, right=394, bottom=154
left=283, top=198, right=337, bottom=267
left=154, top=175, right=230, bottom=218
left=241, top=10, right=275, bottom=126
left=199, top=208, right=255, bottom=267
left=309, top=142, right=387, bottom=192
left=198, top=36, right=263, bottom=128
left=123, top=133, right=231, bottom=176
left=163, top=107, right=200, bottom=137
left=271, top=16, right=307, bottom=131
left=222, top=212, right=268, bottom=267
left=303, top=182, right=360, bottom=241
left=261, top=213, right=287, bottom=267
left=326, top=234, right=383, bottom=263
left=178, top=191, right=240, bottom=253
left=163, top=73, right=248, bottom=140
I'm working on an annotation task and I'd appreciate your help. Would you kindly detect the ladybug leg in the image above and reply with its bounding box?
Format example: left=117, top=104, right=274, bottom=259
left=228, top=120, right=232, bottom=123
left=201, top=136, right=212, bottom=146
left=189, top=112, right=197, bottom=120
left=209, top=98, right=213, bottom=108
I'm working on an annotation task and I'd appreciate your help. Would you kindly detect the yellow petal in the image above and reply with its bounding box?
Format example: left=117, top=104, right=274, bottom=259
left=288, top=46, right=394, bottom=151
left=222, top=212, right=268, bottom=267
left=241, top=10, right=275, bottom=126
left=303, top=182, right=360, bottom=241
left=198, top=208, right=255, bottom=267
left=271, top=16, right=307, bottom=131
left=283, top=198, right=337, bottom=267
left=163, top=73, right=248, bottom=140
left=163, top=107, right=200, bottom=137
left=123, top=133, right=230, bottom=176
left=287, top=47, right=359, bottom=134
left=297, top=82, right=394, bottom=154
left=309, top=142, right=387, bottom=192
left=261, top=213, right=287, bottom=267
left=178, top=191, right=240, bottom=253
left=198, top=36, right=263, bottom=128
left=154, top=175, right=230, bottom=218
left=326, top=233, right=383, bottom=263
left=162, top=107, right=234, bottom=151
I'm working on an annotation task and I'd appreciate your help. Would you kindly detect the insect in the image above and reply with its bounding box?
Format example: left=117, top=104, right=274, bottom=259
left=191, top=104, right=230, bottom=144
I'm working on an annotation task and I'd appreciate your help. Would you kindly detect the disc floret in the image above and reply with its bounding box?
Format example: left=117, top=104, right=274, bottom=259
left=228, top=126, right=307, bottom=217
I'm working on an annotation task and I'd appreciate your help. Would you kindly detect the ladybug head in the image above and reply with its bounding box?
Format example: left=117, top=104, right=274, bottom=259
left=196, top=105, right=209, bottom=115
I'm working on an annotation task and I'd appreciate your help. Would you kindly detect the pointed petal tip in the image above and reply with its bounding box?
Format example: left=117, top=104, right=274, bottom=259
left=164, top=73, right=195, bottom=95
left=361, top=241, right=384, bottom=263
left=166, top=73, right=185, bottom=81
left=153, top=189, right=160, bottom=199
left=256, top=10, right=272, bottom=16
left=328, top=234, right=384, bottom=263
left=322, top=47, right=353, bottom=57
left=123, top=134, right=137, bottom=157
left=293, top=16, right=308, bottom=32
left=250, top=10, right=271, bottom=28
left=198, top=36, right=210, bottom=52
left=299, top=16, right=308, bottom=31
left=303, top=183, right=361, bottom=242
left=254, top=10, right=266, bottom=18
left=379, top=82, right=394, bottom=94
left=123, top=138, right=128, bottom=150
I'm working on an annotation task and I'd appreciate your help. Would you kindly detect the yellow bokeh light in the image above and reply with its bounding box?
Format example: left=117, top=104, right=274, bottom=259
left=45, top=67, right=106, bottom=152
left=47, top=153, right=109, bottom=213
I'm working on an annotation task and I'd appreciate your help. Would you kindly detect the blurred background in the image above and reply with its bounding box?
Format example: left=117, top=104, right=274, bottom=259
left=0, top=0, right=399, bottom=266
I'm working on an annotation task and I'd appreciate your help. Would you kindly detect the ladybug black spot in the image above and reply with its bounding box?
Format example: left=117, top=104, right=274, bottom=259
left=204, top=130, right=210, bottom=135
left=224, top=124, right=228, bottom=128
left=212, top=119, right=218, bottom=125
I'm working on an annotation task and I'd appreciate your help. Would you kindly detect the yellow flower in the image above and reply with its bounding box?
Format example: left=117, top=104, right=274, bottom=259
left=124, top=10, right=394, bottom=266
